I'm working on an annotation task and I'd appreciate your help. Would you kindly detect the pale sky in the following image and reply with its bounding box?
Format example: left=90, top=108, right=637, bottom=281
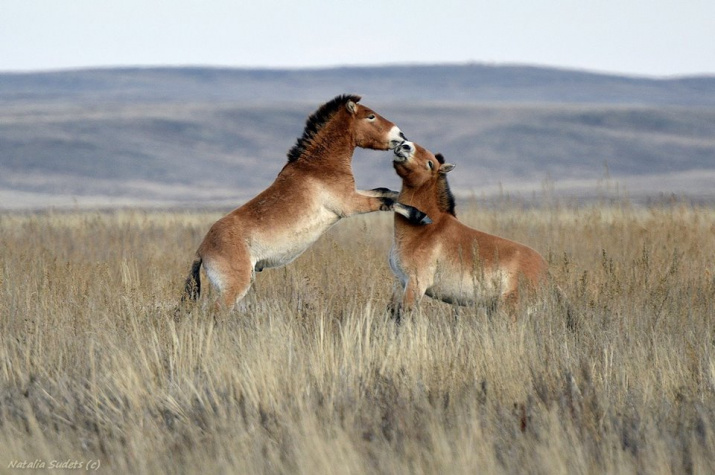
left=2, top=0, right=714, bottom=77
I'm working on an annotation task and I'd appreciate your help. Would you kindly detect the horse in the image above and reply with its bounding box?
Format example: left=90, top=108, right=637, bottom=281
left=388, top=141, right=550, bottom=320
left=181, top=94, right=431, bottom=310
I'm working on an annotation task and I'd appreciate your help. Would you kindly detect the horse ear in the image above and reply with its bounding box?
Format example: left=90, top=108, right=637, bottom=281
left=435, top=153, right=445, bottom=164
left=440, top=163, right=455, bottom=174
left=346, top=100, right=358, bottom=114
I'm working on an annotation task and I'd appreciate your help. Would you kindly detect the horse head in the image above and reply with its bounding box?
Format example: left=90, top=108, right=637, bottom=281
left=393, top=141, right=455, bottom=187
left=287, top=94, right=406, bottom=162
left=346, top=97, right=405, bottom=150
left=393, top=141, right=456, bottom=216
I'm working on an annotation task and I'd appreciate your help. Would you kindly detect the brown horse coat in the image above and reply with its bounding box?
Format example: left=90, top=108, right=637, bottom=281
left=389, top=141, right=549, bottom=317
left=183, top=95, right=428, bottom=310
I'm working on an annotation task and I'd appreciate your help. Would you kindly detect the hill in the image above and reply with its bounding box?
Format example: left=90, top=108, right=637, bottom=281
left=1, top=65, right=714, bottom=209
left=3, top=64, right=715, bottom=106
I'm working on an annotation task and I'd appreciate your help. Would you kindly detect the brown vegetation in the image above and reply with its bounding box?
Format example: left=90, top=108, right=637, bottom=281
left=1, top=200, right=714, bottom=473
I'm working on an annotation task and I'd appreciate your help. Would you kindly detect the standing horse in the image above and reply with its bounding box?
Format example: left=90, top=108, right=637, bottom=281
left=389, top=141, right=549, bottom=319
left=182, top=95, right=430, bottom=310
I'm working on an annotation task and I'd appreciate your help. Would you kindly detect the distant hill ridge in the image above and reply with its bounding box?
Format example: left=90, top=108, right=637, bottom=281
left=2, top=64, right=715, bottom=106
left=2, top=64, right=715, bottom=209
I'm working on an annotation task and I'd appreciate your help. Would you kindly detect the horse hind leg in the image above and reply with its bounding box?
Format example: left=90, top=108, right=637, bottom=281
left=499, top=289, right=520, bottom=325
left=204, top=258, right=254, bottom=312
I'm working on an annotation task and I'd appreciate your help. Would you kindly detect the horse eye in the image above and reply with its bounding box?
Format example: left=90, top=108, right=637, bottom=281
left=427, top=161, right=434, bottom=170
left=367, top=114, right=376, bottom=121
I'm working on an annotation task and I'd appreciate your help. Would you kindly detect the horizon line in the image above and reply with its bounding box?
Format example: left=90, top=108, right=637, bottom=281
left=1, top=61, right=713, bottom=81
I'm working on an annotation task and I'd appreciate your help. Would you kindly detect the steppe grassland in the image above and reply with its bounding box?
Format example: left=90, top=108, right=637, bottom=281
left=1, top=201, right=714, bottom=474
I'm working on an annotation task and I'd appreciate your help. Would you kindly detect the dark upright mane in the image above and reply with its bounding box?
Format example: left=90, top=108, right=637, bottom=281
left=287, top=94, right=361, bottom=162
left=435, top=153, right=456, bottom=216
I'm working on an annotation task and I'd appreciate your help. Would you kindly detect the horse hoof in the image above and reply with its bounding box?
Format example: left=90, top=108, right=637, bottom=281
left=418, top=214, right=433, bottom=225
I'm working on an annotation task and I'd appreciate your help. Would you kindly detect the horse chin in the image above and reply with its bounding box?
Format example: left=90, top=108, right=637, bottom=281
left=392, top=160, right=410, bottom=178
left=393, top=165, right=412, bottom=182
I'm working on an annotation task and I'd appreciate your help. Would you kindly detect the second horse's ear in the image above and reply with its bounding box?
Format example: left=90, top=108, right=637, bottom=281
left=440, top=163, right=456, bottom=174
left=346, top=100, right=358, bottom=114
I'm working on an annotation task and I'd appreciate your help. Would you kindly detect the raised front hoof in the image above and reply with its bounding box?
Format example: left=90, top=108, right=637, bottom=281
left=416, top=213, right=432, bottom=225
left=409, top=208, right=432, bottom=225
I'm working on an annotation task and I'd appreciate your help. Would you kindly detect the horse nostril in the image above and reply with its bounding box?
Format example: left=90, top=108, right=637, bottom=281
left=399, top=132, right=406, bottom=140
left=402, top=144, right=412, bottom=151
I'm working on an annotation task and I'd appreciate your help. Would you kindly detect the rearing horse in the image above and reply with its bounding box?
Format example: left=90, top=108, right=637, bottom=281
left=182, top=94, right=430, bottom=310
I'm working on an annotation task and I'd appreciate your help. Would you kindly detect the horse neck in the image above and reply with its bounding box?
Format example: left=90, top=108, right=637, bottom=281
left=300, top=114, right=355, bottom=167
left=398, top=180, right=446, bottom=225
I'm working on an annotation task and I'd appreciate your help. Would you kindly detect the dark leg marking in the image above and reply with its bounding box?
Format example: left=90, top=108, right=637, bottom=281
left=394, top=202, right=432, bottom=225
left=379, top=196, right=396, bottom=211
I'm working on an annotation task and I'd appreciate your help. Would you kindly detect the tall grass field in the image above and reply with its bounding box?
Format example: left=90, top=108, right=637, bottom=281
left=1, top=200, right=714, bottom=474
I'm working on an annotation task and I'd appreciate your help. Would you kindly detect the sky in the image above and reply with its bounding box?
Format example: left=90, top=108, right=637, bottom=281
left=2, top=0, right=714, bottom=77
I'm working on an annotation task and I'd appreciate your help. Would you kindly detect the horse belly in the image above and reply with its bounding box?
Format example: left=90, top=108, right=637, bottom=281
left=252, top=206, right=339, bottom=270
left=427, top=267, right=507, bottom=306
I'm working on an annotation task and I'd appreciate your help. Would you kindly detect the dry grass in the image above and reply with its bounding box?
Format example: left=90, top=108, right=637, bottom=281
left=1, top=201, right=714, bottom=474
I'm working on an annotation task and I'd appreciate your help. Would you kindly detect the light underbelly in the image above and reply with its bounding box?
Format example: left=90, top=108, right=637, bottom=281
left=427, top=268, right=508, bottom=306
left=252, top=207, right=339, bottom=271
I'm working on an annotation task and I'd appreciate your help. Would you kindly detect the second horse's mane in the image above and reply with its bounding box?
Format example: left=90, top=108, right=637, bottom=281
left=435, top=153, right=456, bottom=216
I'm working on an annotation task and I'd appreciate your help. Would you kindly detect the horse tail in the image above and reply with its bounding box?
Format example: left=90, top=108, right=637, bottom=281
left=182, top=256, right=203, bottom=302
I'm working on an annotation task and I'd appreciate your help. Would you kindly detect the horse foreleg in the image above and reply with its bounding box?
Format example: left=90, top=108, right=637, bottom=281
left=400, top=277, right=426, bottom=316
left=364, top=187, right=399, bottom=199
left=393, top=203, right=432, bottom=225
left=387, top=281, right=405, bottom=323
left=351, top=191, right=432, bottom=225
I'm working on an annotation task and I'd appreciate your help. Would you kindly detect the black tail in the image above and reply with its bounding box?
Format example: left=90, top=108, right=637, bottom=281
left=182, top=257, right=202, bottom=302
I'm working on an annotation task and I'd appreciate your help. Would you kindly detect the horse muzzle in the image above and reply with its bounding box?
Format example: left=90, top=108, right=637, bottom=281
left=388, top=128, right=407, bottom=149
left=393, top=140, right=415, bottom=162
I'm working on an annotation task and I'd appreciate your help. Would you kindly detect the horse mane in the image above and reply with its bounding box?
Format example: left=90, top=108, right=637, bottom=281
left=287, top=94, right=361, bottom=162
left=435, top=153, right=456, bottom=216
